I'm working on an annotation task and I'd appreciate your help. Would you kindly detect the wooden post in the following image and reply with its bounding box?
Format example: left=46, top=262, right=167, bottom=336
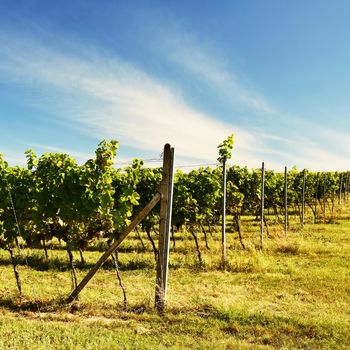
left=323, top=173, right=327, bottom=220
left=66, top=192, right=161, bottom=303
left=260, top=162, right=265, bottom=251
left=221, top=156, right=227, bottom=268
left=284, top=166, right=288, bottom=236
left=345, top=173, right=347, bottom=203
left=344, top=173, right=349, bottom=204
left=314, top=173, right=319, bottom=223
left=301, top=169, right=306, bottom=228
left=338, top=173, right=343, bottom=206
left=155, top=144, right=175, bottom=313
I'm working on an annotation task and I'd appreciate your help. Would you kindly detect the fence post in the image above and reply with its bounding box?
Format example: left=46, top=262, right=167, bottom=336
left=155, top=144, right=175, bottom=313
left=338, top=173, right=343, bottom=206
left=323, top=173, right=327, bottom=220
left=284, top=166, right=288, bottom=236
left=314, top=173, right=319, bottom=223
left=260, top=162, right=265, bottom=250
left=222, top=157, right=227, bottom=268
left=301, top=169, right=306, bottom=228
left=344, top=173, right=349, bottom=204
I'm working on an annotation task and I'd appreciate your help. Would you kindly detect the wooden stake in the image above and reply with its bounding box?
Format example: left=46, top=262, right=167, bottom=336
left=344, top=173, right=349, bottom=204
left=323, top=173, right=327, bottom=220
left=301, top=169, right=306, bottom=228
left=260, top=162, right=265, bottom=251
left=67, top=192, right=161, bottom=303
left=339, top=173, right=343, bottom=206
left=314, top=173, right=319, bottom=223
left=9, top=247, right=22, bottom=294
left=155, top=144, right=175, bottom=313
left=221, top=157, right=227, bottom=268
left=284, top=166, right=288, bottom=236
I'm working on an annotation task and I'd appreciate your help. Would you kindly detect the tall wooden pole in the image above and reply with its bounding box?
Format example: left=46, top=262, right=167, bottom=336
left=344, top=173, right=349, bottom=204
left=338, top=173, right=343, bottom=206
left=301, top=169, right=306, bottom=228
left=260, top=162, right=265, bottom=250
left=155, top=144, right=175, bottom=313
left=323, top=173, right=327, bottom=220
left=314, top=173, right=319, bottom=224
left=284, top=166, right=288, bottom=236
left=222, top=157, right=227, bottom=268
left=163, top=147, right=174, bottom=293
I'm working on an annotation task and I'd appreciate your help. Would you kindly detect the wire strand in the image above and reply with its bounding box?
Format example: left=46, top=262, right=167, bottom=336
left=115, top=157, right=163, bottom=166
left=5, top=177, right=43, bottom=320
left=175, top=163, right=220, bottom=169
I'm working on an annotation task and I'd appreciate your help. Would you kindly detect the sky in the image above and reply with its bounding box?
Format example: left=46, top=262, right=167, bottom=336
left=1, top=0, right=350, bottom=171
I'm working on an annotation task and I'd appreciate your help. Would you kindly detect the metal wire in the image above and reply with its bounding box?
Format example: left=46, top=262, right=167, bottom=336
left=116, top=157, right=163, bottom=166
left=174, top=163, right=220, bottom=169
left=5, top=177, right=43, bottom=319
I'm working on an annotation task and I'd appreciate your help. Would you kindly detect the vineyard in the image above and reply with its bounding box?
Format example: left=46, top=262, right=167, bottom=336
left=1, top=139, right=350, bottom=349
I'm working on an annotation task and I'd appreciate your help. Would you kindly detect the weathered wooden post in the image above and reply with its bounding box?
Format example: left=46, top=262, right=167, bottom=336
left=222, top=156, right=227, bottom=267
left=284, top=166, right=288, bottom=236
left=260, top=162, right=265, bottom=250
left=217, top=135, right=234, bottom=268
left=301, top=169, right=306, bottom=228
left=314, top=172, right=319, bottom=224
left=66, top=192, right=161, bottom=303
left=155, top=144, right=175, bottom=313
left=344, top=173, right=349, bottom=204
left=66, top=144, right=174, bottom=304
left=338, top=173, right=343, bottom=206
left=323, top=173, right=327, bottom=220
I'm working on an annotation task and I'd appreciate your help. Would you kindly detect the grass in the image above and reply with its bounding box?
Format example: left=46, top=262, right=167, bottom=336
left=0, top=208, right=350, bottom=349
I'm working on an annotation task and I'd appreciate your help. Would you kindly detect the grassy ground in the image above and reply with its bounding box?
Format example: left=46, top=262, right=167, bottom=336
left=0, top=209, right=349, bottom=349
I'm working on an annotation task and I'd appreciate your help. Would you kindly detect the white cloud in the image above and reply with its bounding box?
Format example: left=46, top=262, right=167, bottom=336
left=0, top=31, right=349, bottom=171
left=1, top=150, right=26, bottom=166
left=290, top=141, right=350, bottom=172
left=0, top=33, right=270, bottom=167
left=28, top=144, right=93, bottom=164
left=146, top=27, right=273, bottom=115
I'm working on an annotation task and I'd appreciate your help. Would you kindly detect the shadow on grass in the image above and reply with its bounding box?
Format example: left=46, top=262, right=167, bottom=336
left=0, top=254, right=155, bottom=272
left=0, top=295, right=65, bottom=313
left=26, top=243, right=151, bottom=254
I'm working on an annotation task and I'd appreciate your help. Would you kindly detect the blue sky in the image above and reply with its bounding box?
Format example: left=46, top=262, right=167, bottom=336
left=1, top=0, right=350, bottom=170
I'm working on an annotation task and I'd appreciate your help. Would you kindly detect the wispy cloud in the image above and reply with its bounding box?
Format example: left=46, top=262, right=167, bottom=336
left=0, top=32, right=273, bottom=168
left=0, top=27, right=349, bottom=171
left=293, top=146, right=350, bottom=171
left=146, top=25, right=273, bottom=115
left=1, top=150, right=26, bottom=166
left=28, top=144, right=93, bottom=164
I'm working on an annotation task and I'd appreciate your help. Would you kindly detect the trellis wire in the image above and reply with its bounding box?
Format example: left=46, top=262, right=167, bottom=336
left=5, top=177, right=43, bottom=319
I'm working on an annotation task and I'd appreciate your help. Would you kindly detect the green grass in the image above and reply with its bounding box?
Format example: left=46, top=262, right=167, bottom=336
left=0, top=208, right=350, bottom=349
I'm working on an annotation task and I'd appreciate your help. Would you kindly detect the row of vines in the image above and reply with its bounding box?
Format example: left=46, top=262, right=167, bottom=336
left=1, top=139, right=349, bottom=293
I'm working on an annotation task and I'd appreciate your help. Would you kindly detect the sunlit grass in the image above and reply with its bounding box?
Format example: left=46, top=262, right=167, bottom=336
left=0, top=205, right=350, bottom=349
